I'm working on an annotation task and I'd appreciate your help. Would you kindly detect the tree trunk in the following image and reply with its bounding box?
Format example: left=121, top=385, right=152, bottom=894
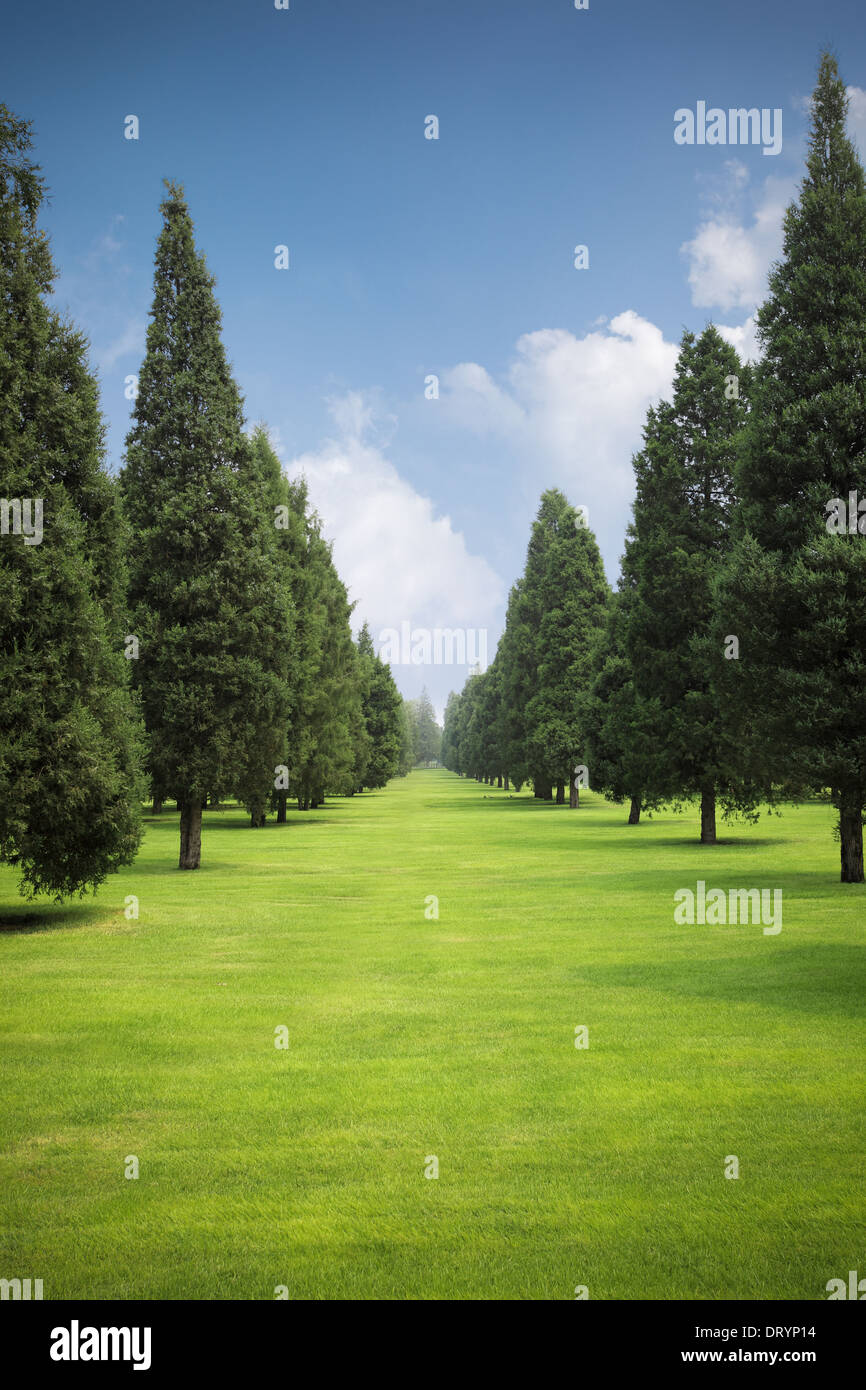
left=504, top=775, right=510, bottom=791
left=496, top=774, right=502, bottom=788
left=840, top=795, right=865, bottom=883
left=179, top=800, right=202, bottom=870
left=250, top=804, right=266, bottom=828
left=555, top=781, right=565, bottom=804
left=700, top=786, right=716, bottom=844
left=628, top=796, right=641, bottom=825
left=276, top=792, right=287, bottom=824
left=535, top=778, right=552, bottom=800
left=570, top=780, right=579, bottom=808
left=151, top=796, right=163, bottom=815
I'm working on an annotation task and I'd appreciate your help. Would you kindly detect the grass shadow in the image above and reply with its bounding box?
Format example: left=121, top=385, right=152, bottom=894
left=575, top=943, right=866, bottom=1019
left=0, top=903, right=116, bottom=934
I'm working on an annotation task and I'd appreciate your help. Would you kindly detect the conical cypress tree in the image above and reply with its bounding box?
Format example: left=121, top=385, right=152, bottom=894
left=397, top=698, right=414, bottom=776
left=497, top=577, right=531, bottom=792
left=121, top=184, right=292, bottom=869
left=0, top=105, right=144, bottom=899
left=581, top=579, right=664, bottom=825
left=627, top=327, right=752, bottom=842
left=441, top=690, right=461, bottom=771
left=234, top=426, right=296, bottom=827
left=505, top=490, right=609, bottom=803
left=355, top=622, right=402, bottom=790
left=717, top=53, right=866, bottom=881
left=275, top=487, right=362, bottom=808
left=411, top=688, right=441, bottom=765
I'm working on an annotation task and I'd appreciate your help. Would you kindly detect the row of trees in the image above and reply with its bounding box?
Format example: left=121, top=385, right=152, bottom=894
left=441, top=489, right=608, bottom=803
left=444, top=55, right=866, bottom=883
left=0, top=109, right=409, bottom=892
left=405, top=688, right=442, bottom=765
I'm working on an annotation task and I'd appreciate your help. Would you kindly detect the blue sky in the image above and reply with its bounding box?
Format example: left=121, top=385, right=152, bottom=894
left=4, top=0, right=865, bottom=713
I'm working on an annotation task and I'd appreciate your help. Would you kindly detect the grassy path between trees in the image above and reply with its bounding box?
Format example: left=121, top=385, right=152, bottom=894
left=1, top=769, right=864, bottom=1299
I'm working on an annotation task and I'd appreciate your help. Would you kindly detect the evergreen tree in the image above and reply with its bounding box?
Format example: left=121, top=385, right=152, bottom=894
left=441, top=691, right=462, bottom=772
left=121, top=183, right=291, bottom=868
left=396, top=699, right=415, bottom=777
left=273, top=475, right=319, bottom=814
left=356, top=623, right=402, bottom=789
left=410, top=688, right=442, bottom=764
left=476, top=660, right=506, bottom=785
left=627, top=327, right=751, bottom=842
left=496, top=579, right=532, bottom=792
left=0, top=105, right=144, bottom=899
left=235, top=426, right=296, bottom=827
left=504, top=490, right=609, bottom=803
left=284, top=504, right=363, bottom=807
left=347, top=648, right=374, bottom=795
left=717, top=53, right=866, bottom=880
left=460, top=669, right=486, bottom=779
left=581, top=578, right=663, bottom=824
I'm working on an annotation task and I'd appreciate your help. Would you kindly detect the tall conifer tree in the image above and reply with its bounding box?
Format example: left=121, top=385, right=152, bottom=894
left=0, top=105, right=143, bottom=898
left=504, top=490, right=609, bottom=803
left=627, top=327, right=750, bottom=842
left=234, top=426, right=295, bottom=827
left=356, top=623, right=402, bottom=790
left=121, top=184, right=291, bottom=868
left=717, top=53, right=866, bottom=880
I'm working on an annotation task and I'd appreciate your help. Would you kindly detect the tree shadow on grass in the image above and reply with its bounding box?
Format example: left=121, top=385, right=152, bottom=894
left=596, top=833, right=783, bottom=850
left=574, top=943, right=866, bottom=1020
left=181, top=815, right=343, bottom=830
left=437, top=795, right=803, bottom=849
left=0, top=903, right=116, bottom=934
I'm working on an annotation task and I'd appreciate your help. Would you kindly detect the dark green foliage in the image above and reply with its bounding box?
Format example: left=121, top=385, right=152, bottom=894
left=235, top=427, right=296, bottom=825
left=444, top=490, right=607, bottom=798
left=407, top=687, right=442, bottom=764
left=0, top=104, right=144, bottom=898
left=502, top=490, right=609, bottom=797
left=716, top=53, right=866, bottom=880
left=276, top=479, right=365, bottom=806
left=120, top=185, right=291, bottom=864
left=396, top=700, right=415, bottom=776
left=626, top=327, right=751, bottom=840
left=440, top=691, right=462, bottom=772
left=581, top=583, right=663, bottom=819
left=356, top=623, right=402, bottom=789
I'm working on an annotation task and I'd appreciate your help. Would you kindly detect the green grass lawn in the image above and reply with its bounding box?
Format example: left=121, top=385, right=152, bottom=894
left=1, top=768, right=864, bottom=1300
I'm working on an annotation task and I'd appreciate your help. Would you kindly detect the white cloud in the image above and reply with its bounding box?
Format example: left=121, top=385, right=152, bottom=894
left=441, top=362, right=525, bottom=437
left=687, top=91, right=866, bottom=359
left=679, top=161, right=801, bottom=364
left=680, top=171, right=793, bottom=312
left=283, top=392, right=504, bottom=641
left=847, top=85, right=866, bottom=158
left=717, top=314, right=761, bottom=364
left=439, top=312, right=679, bottom=574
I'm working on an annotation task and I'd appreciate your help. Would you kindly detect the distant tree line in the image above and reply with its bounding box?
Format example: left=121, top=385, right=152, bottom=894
left=443, top=55, right=866, bottom=884
left=405, top=688, right=442, bottom=765
left=0, top=113, right=409, bottom=890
